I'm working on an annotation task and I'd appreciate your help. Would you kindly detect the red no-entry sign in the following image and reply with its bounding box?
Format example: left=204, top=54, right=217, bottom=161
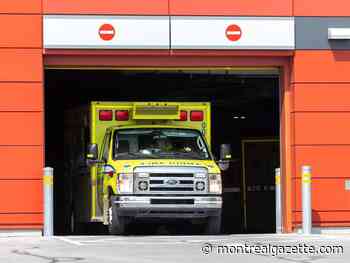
left=99, top=24, right=116, bottom=41
left=225, top=24, right=242, bottom=42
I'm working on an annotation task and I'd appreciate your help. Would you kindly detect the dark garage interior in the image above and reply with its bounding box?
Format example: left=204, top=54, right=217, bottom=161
left=44, top=69, right=280, bottom=235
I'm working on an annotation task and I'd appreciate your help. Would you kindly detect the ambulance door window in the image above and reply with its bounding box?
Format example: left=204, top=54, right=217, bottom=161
left=101, top=132, right=111, bottom=162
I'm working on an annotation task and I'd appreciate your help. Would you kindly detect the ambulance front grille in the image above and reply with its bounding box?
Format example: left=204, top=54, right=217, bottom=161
left=134, top=166, right=208, bottom=194
left=148, top=173, right=195, bottom=192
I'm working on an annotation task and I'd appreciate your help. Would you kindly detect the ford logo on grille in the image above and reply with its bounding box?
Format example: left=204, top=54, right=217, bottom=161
left=166, top=179, right=178, bottom=185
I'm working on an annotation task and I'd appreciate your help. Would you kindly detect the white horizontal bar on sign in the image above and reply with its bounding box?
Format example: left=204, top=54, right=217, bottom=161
left=44, top=15, right=170, bottom=49
left=328, top=28, right=350, bottom=40
left=171, top=16, right=295, bottom=50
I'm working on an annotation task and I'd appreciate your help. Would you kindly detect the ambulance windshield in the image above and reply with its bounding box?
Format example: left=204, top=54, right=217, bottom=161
left=113, top=128, right=210, bottom=160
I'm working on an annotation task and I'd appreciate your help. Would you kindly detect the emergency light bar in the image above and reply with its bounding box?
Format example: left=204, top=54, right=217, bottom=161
left=133, top=103, right=180, bottom=120
left=179, top=110, right=188, bottom=121
left=99, top=110, right=129, bottom=121
left=99, top=110, right=113, bottom=121
left=115, top=110, right=129, bottom=121
left=97, top=103, right=204, bottom=122
left=191, top=111, right=204, bottom=121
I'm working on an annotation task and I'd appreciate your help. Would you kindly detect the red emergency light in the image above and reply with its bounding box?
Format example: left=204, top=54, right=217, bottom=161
left=179, top=110, right=188, bottom=121
left=99, top=110, right=113, bottom=121
left=115, top=110, right=129, bottom=121
left=190, top=111, right=204, bottom=121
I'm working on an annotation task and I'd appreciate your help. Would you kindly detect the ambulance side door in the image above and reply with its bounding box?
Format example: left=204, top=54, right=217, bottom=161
left=96, top=131, right=111, bottom=216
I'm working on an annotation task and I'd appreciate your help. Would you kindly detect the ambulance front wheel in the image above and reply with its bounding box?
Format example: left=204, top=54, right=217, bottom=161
left=108, top=203, right=128, bottom=235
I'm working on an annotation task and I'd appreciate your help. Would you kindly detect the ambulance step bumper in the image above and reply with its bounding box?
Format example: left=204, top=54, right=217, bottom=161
left=112, top=195, right=222, bottom=218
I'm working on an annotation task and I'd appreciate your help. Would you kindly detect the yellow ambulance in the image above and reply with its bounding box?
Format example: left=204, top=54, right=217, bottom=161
left=82, top=102, right=230, bottom=234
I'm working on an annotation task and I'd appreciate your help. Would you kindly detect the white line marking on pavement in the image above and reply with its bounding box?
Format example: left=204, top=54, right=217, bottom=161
left=55, top=236, right=84, bottom=246
left=82, top=239, right=185, bottom=245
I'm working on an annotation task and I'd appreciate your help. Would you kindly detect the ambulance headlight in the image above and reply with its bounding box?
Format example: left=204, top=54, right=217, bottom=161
left=117, top=173, right=134, bottom=194
left=138, top=181, right=149, bottom=191
left=195, top=181, right=206, bottom=191
left=209, top=174, right=222, bottom=194
left=194, top=172, right=206, bottom=179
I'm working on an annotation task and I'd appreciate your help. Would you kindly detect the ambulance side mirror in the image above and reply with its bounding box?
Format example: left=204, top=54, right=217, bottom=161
left=218, top=144, right=231, bottom=171
left=86, top=144, right=98, bottom=166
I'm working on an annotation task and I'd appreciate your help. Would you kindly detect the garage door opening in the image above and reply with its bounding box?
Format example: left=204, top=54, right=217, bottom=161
left=44, top=69, right=280, bottom=235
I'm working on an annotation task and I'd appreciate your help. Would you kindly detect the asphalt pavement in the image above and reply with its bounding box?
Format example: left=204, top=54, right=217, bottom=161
left=0, top=233, right=349, bottom=263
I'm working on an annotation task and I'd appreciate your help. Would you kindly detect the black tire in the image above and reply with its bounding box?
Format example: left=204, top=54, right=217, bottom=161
left=108, top=202, right=128, bottom=235
left=204, top=215, right=221, bottom=235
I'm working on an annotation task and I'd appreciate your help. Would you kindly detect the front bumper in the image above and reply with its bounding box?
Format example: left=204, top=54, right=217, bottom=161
left=113, top=195, right=222, bottom=219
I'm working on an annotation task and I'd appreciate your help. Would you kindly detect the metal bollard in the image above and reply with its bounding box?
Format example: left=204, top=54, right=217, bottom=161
left=43, top=167, right=54, bottom=236
left=302, top=165, right=312, bottom=235
left=275, top=168, right=282, bottom=234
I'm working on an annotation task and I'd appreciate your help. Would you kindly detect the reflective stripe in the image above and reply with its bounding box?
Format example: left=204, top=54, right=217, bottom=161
left=302, top=172, right=311, bottom=183
left=275, top=175, right=281, bottom=185
left=43, top=176, right=53, bottom=186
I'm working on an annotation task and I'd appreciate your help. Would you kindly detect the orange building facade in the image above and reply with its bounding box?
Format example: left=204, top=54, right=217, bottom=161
left=0, top=0, right=350, bottom=233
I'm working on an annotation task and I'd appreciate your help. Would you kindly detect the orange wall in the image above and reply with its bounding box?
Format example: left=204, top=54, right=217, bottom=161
left=170, top=0, right=292, bottom=16
left=43, top=0, right=350, bottom=16
left=294, top=0, right=350, bottom=16
left=0, top=0, right=41, bottom=13
left=292, top=51, right=350, bottom=228
left=43, top=0, right=169, bottom=15
left=0, top=15, right=41, bottom=48
left=44, top=0, right=293, bottom=16
left=0, top=1, right=43, bottom=229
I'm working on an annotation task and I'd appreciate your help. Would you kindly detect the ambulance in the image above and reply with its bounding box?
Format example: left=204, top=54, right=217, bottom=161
left=68, top=102, right=231, bottom=235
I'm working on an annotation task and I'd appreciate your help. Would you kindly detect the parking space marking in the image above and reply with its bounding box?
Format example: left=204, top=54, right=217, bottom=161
left=55, top=236, right=84, bottom=246
left=84, top=240, right=185, bottom=245
left=53, top=236, right=238, bottom=246
left=54, top=234, right=350, bottom=248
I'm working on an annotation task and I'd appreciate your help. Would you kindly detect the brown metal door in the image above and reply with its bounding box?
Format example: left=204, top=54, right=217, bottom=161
left=242, top=140, right=280, bottom=233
